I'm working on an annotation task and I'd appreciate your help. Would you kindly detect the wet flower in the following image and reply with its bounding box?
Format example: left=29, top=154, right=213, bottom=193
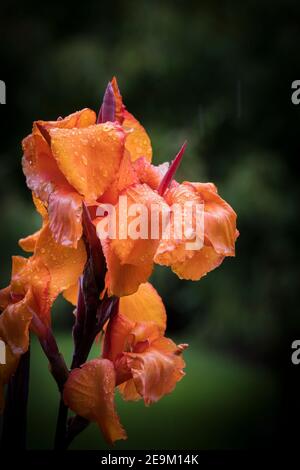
left=63, top=283, right=187, bottom=444
left=0, top=77, right=239, bottom=448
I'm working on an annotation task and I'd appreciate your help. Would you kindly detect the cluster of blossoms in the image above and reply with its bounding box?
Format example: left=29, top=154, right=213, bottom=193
left=0, top=79, right=238, bottom=446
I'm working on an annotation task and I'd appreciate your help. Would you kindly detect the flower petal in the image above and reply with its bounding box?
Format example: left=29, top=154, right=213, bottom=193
left=22, top=109, right=95, bottom=202
left=103, top=312, right=135, bottom=363
left=117, top=378, right=141, bottom=402
left=50, top=122, right=124, bottom=201
left=122, top=336, right=187, bottom=405
left=0, top=286, right=12, bottom=311
left=63, top=358, right=126, bottom=444
left=19, top=194, right=48, bottom=253
left=48, top=188, right=83, bottom=247
left=120, top=283, right=166, bottom=334
left=34, top=223, right=87, bottom=301
left=186, top=182, right=238, bottom=256
left=0, top=289, right=33, bottom=355
left=133, top=158, right=169, bottom=191
left=19, top=229, right=43, bottom=253
left=123, top=110, right=152, bottom=162
left=102, top=238, right=154, bottom=298
left=171, top=246, right=224, bottom=280
left=110, top=184, right=166, bottom=266
left=154, top=182, right=203, bottom=267
left=63, top=282, right=79, bottom=306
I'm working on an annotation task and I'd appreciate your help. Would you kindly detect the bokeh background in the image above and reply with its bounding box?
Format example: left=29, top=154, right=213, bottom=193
left=1, top=0, right=299, bottom=449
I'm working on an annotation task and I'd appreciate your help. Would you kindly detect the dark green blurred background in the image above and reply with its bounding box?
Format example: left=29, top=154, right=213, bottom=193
left=1, top=0, right=299, bottom=450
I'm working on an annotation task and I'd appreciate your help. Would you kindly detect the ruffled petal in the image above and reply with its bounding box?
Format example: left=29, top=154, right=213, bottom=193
left=19, top=193, right=48, bottom=253
left=34, top=223, right=86, bottom=301
left=50, top=122, right=124, bottom=202
left=0, top=289, right=33, bottom=355
left=11, top=224, right=86, bottom=325
left=103, top=311, right=136, bottom=363
left=117, top=378, right=141, bottom=402
left=119, top=283, right=166, bottom=334
left=122, top=337, right=187, bottom=405
left=0, top=286, right=12, bottom=311
left=10, top=256, right=51, bottom=325
left=154, top=182, right=203, bottom=267
left=155, top=181, right=238, bottom=281
left=48, top=188, right=83, bottom=247
left=185, top=182, right=238, bottom=256
left=103, top=313, right=187, bottom=405
left=102, top=239, right=154, bottom=297
left=171, top=246, right=224, bottom=280
left=63, top=358, right=127, bottom=444
left=133, top=158, right=169, bottom=191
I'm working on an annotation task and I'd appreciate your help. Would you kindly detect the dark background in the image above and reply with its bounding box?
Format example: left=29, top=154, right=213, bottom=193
left=0, top=0, right=300, bottom=450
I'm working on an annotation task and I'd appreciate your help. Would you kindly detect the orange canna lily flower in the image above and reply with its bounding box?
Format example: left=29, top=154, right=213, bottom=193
left=63, top=282, right=187, bottom=444
left=22, top=78, right=153, bottom=249
left=95, top=145, right=238, bottom=297
left=1, top=78, right=239, bottom=449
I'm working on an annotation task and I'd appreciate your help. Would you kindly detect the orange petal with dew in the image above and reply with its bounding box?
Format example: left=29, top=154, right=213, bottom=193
left=48, top=188, right=83, bottom=247
left=122, top=336, right=187, bottom=405
left=22, top=107, right=94, bottom=203
left=0, top=286, right=12, bottom=311
left=19, top=193, right=48, bottom=253
left=38, top=108, right=96, bottom=131
left=0, top=289, right=33, bottom=355
left=10, top=256, right=51, bottom=326
left=19, top=229, right=43, bottom=253
left=103, top=312, right=135, bottom=363
left=50, top=122, right=124, bottom=201
left=98, top=150, right=139, bottom=205
left=171, top=245, right=225, bottom=281
left=109, top=184, right=167, bottom=266
left=22, top=130, right=69, bottom=203
left=23, top=109, right=96, bottom=201
left=34, top=223, right=86, bottom=301
left=102, top=238, right=154, bottom=297
left=133, top=158, right=169, bottom=190
left=123, top=110, right=152, bottom=162
left=120, top=283, right=166, bottom=334
left=118, top=378, right=141, bottom=402
left=154, top=182, right=203, bottom=267
left=63, top=358, right=127, bottom=444
left=185, top=182, right=238, bottom=256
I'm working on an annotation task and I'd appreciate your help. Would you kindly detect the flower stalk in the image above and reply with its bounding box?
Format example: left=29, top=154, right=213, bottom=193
left=1, top=348, right=30, bottom=450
